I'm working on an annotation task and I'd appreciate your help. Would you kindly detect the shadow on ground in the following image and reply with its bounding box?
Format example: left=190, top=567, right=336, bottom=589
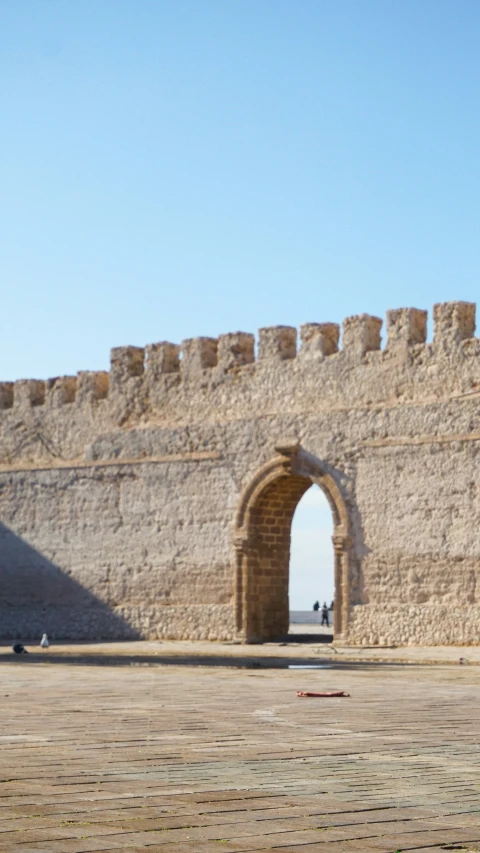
left=284, top=632, right=334, bottom=643
left=0, top=650, right=418, bottom=669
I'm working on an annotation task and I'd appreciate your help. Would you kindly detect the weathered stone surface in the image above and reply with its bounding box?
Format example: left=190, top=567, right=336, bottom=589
left=300, top=322, right=339, bottom=357
left=0, top=657, right=479, bottom=852
left=1, top=300, right=480, bottom=644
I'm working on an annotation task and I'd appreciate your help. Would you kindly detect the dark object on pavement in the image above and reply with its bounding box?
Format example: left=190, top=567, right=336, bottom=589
left=12, top=643, right=28, bottom=654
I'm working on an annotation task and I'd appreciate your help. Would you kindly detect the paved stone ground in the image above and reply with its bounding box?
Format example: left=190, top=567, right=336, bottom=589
left=0, top=658, right=479, bottom=852
left=289, top=624, right=333, bottom=638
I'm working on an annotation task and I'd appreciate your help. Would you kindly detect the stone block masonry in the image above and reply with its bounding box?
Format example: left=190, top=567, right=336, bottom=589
left=1, top=300, right=480, bottom=645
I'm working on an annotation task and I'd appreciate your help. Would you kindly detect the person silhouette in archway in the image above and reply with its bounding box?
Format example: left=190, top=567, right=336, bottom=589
left=321, top=601, right=330, bottom=627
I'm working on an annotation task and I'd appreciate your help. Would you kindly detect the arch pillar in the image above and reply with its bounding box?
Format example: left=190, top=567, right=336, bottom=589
left=332, top=533, right=352, bottom=640
left=234, top=445, right=352, bottom=643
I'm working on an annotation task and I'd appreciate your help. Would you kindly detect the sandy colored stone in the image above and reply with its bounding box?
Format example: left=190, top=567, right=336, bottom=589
left=1, top=300, right=480, bottom=644
left=0, top=659, right=479, bottom=852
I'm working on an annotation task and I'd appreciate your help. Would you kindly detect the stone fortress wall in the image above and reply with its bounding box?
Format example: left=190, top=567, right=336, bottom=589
left=1, top=301, right=480, bottom=645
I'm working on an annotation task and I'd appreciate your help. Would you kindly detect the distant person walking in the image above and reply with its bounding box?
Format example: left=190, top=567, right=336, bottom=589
left=321, top=602, right=330, bottom=627
left=313, top=600, right=320, bottom=612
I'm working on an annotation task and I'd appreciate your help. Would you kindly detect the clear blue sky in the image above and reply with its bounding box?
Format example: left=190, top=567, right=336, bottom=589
left=2, top=1, right=479, bottom=612
left=2, top=0, right=480, bottom=380
left=290, top=486, right=333, bottom=611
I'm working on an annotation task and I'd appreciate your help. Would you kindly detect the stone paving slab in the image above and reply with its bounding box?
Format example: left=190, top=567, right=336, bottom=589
left=0, top=660, right=479, bottom=852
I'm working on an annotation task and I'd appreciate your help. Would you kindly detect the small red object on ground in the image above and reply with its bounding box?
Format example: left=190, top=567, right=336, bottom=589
left=296, top=690, right=350, bottom=698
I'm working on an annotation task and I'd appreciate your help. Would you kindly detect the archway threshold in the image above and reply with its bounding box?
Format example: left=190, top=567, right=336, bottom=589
left=284, top=633, right=334, bottom=644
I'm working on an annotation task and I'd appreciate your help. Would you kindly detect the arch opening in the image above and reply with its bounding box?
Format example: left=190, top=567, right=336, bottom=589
left=289, top=484, right=334, bottom=640
left=235, top=454, right=351, bottom=643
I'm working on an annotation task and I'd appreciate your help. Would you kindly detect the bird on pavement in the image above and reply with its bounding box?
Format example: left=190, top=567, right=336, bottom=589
left=12, top=643, right=28, bottom=654
left=40, top=634, right=49, bottom=649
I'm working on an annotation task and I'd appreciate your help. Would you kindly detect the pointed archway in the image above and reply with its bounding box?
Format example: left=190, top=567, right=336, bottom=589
left=234, top=442, right=352, bottom=643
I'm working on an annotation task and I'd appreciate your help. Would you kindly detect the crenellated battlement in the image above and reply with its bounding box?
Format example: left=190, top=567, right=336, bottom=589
left=1, top=302, right=478, bottom=423
left=3, top=299, right=480, bottom=648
